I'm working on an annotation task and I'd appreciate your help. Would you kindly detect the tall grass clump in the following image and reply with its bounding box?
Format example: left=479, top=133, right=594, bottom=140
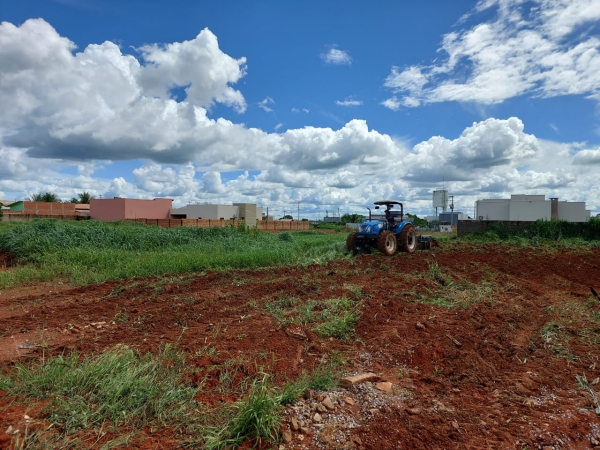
left=203, top=374, right=282, bottom=450
left=0, top=345, right=197, bottom=434
left=0, top=220, right=347, bottom=287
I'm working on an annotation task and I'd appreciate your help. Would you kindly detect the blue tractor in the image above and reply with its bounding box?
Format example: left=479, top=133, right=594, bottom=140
left=346, top=200, right=417, bottom=256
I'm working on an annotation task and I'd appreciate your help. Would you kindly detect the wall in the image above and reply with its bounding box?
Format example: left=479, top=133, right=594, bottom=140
left=90, top=198, right=126, bottom=221
left=124, top=218, right=310, bottom=230
left=15, top=202, right=78, bottom=216
left=171, top=204, right=219, bottom=219
left=1, top=214, right=84, bottom=222
left=234, top=203, right=262, bottom=227
left=216, top=205, right=239, bottom=220
left=257, top=220, right=309, bottom=231
left=439, top=212, right=466, bottom=226
left=557, top=202, right=590, bottom=222
left=509, top=200, right=550, bottom=221
left=124, top=199, right=172, bottom=219
left=511, top=194, right=545, bottom=201
left=171, top=204, right=263, bottom=225
left=476, top=200, right=510, bottom=220
left=91, top=198, right=172, bottom=221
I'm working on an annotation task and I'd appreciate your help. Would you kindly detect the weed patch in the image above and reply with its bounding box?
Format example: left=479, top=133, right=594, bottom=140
left=0, top=344, right=197, bottom=435
left=265, top=296, right=362, bottom=339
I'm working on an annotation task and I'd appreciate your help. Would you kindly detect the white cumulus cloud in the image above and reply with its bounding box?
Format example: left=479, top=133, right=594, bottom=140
left=320, top=48, right=352, bottom=65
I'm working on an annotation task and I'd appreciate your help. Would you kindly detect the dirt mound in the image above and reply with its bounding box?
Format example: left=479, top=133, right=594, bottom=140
left=1, top=243, right=600, bottom=449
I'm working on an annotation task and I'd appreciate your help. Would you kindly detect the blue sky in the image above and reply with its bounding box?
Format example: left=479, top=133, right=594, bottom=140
left=1, top=0, right=599, bottom=218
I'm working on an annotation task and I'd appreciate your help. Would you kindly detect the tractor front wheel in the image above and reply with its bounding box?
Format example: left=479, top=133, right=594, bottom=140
left=346, top=232, right=359, bottom=253
left=377, top=231, right=397, bottom=256
left=399, top=224, right=417, bottom=254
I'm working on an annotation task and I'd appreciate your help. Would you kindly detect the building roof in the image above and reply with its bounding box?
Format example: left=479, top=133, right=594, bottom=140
left=0, top=200, right=18, bottom=206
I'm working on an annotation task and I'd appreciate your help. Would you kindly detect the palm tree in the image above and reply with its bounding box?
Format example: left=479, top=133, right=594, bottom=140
left=69, top=192, right=93, bottom=204
left=77, top=192, right=93, bottom=204
left=30, top=192, right=60, bottom=202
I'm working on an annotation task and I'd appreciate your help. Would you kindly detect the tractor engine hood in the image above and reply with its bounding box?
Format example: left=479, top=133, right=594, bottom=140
left=358, top=220, right=384, bottom=234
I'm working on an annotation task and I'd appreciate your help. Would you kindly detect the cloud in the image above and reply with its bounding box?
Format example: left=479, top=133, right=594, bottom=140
left=320, top=48, right=352, bottom=65
left=0, top=19, right=248, bottom=163
left=403, top=117, right=540, bottom=183
left=274, top=123, right=283, bottom=131
left=573, top=148, right=600, bottom=165
left=0, top=18, right=598, bottom=215
left=383, top=0, right=600, bottom=106
left=380, top=97, right=401, bottom=111
left=335, top=98, right=362, bottom=107
left=201, top=171, right=226, bottom=193
left=258, top=97, right=274, bottom=112
left=133, top=164, right=200, bottom=196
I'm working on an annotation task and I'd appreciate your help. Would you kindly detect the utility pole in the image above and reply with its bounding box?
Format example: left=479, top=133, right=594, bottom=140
left=449, top=195, right=455, bottom=229
left=297, top=201, right=300, bottom=221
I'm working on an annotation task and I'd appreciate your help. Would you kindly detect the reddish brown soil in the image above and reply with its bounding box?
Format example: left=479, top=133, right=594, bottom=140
left=1, top=243, right=600, bottom=449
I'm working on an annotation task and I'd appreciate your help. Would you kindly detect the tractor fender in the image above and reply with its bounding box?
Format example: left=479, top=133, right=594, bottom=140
left=394, top=221, right=412, bottom=235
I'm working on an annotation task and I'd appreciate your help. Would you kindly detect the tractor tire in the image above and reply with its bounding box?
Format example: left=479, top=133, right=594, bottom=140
left=399, top=224, right=417, bottom=254
left=377, top=231, right=397, bottom=256
left=346, top=232, right=359, bottom=252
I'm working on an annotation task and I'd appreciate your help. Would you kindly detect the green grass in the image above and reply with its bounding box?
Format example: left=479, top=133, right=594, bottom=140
left=0, top=344, right=197, bottom=434
left=406, top=261, right=496, bottom=308
left=462, top=218, right=600, bottom=244
left=0, top=220, right=347, bottom=288
left=266, top=295, right=362, bottom=339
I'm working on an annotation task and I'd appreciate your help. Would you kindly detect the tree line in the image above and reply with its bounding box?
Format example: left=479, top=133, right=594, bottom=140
left=28, top=192, right=94, bottom=204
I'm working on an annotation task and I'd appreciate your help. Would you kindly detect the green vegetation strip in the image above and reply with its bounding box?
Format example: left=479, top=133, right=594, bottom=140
left=0, top=220, right=347, bottom=288
left=462, top=218, right=600, bottom=244
left=0, top=345, right=344, bottom=449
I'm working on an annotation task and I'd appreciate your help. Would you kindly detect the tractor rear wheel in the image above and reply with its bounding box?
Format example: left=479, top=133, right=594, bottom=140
left=377, top=231, right=397, bottom=256
left=399, top=224, right=417, bottom=254
left=346, top=232, right=359, bottom=252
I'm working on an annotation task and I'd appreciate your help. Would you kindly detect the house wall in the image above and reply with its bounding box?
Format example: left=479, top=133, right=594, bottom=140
left=124, top=199, right=172, bottom=219
left=16, top=202, right=77, bottom=215
left=171, top=204, right=261, bottom=222
left=509, top=200, right=551, bottom=221
left=90, top=198, right=172, bottom=221
left=557, top=202, right=590, bottom=222
left=233, top=203, right=262, bottom=227
left=90, top=198, right=126, bottom=221
left=476, top=200, right=510, bottom=220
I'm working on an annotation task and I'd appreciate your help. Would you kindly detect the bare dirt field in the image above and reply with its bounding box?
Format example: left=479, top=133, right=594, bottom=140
left=1, top=243, right=600, bottom=449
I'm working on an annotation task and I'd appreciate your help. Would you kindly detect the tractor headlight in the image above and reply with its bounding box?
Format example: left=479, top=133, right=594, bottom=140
left=359, top=224, right=371, bottom=233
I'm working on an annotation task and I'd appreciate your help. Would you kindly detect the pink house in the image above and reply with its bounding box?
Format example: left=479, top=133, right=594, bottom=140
left=90, top=198, right=173, bottom=221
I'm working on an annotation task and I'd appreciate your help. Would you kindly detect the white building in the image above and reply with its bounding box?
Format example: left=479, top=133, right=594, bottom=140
left=476, top=195, right=590, bottom=222
left=170, top=203, right=263, bottom=227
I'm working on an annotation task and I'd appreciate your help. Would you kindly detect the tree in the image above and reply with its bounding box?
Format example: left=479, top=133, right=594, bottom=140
left=280, top=214, right=293, bottom=220
left=406, top=213, right=428, bottom=228
left=339, top=213, right=364, bottom=225
left=30, top=192, right=60, bottom=202
left=70, top=192, right=93, bottom=204
left=0, top=202, right=3, bottom=218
